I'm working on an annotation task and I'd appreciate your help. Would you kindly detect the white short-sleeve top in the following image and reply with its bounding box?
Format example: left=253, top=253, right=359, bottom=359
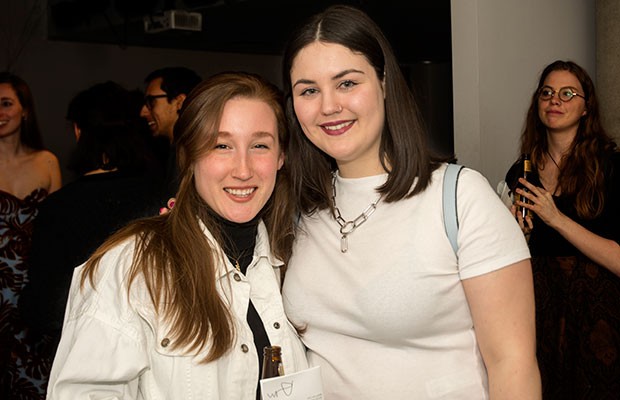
left=283, top=164, right=530, bottom=399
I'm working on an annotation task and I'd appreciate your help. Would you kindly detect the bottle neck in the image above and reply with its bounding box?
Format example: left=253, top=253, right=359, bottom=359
left=261, top=346, right=284, bottom=379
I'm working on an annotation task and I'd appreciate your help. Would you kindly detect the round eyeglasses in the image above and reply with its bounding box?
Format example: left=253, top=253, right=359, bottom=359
left=538, top=86, right=585, bottom=102
left=143, top=94, right=168, bottom=110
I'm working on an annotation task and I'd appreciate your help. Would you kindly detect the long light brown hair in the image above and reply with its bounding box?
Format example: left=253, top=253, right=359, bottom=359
left=81, top=72, right=294, bottom=362
left=520, top=60, right=617, bottom=218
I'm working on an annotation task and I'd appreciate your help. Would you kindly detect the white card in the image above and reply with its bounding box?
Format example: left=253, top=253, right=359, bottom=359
left=260, top=365, right=323, bottom=400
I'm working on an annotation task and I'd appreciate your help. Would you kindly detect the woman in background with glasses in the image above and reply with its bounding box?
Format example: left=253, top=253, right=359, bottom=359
left=505, top=60, right=620, bottom=399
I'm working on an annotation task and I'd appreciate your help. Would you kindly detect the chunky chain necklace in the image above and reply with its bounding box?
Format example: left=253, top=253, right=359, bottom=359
left=331, top=173, right=382, bottom=253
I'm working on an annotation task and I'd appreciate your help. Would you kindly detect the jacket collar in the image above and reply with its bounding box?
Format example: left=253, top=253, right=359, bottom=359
left=198, top=218, right=284, bottom=279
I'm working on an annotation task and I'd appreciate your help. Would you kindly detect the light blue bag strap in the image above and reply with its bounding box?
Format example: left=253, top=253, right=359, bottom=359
left=443, top=163, right=464, bottom=254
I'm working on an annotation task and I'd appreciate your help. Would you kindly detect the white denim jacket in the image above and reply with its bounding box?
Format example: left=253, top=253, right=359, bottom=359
left=47, top=221, right=308, bottom=399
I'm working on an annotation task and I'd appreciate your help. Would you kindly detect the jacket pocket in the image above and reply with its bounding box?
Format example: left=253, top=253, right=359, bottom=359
left=135, top=302, right=203, bottom=358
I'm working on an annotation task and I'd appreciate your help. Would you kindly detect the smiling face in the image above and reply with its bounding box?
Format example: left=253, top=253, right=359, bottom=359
left=290, top=41, right=386, bottom=178
left=0, top=83, right=25, bottom=140
left=139, top=77, right=185, bottom=142
left=538, top=69, right=587, bottom=135
left=193, top=97, right=284, bottom=223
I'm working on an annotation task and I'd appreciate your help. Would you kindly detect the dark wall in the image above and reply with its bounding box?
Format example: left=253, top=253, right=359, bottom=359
left=405, top=62, right=454, bottom=159
left=9, top=0, right=452, bottom=182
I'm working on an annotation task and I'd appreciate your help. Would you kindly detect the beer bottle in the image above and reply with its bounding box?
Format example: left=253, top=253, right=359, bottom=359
left=261, top=345, right=284, bottom=379
left=516, top=153, right=532, bottom=219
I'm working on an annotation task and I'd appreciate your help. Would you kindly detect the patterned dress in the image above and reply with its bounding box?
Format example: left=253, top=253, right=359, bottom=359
left=0, top=188, right=52, bottom=400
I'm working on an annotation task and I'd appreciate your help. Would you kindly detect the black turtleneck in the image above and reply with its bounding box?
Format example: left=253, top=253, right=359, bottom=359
left=218, top=214, right=258, bottom=275
left=213, top=212, right=271, bottom=399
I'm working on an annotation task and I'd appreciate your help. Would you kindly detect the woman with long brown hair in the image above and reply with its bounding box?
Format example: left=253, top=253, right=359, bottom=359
left=46, top=72, right=307, bottom=399
left=506, top=60, right=620, bottom=399
left=0, top=71, right=61, bottom=399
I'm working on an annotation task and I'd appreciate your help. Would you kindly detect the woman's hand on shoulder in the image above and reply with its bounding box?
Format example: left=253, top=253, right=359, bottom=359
left=159, top=198, right=176, bottom=215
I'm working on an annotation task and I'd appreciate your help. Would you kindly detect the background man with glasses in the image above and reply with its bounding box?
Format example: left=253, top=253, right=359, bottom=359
left=140, top=66, right=202, bottom=142
left=140, top=67, right=202, bottom=199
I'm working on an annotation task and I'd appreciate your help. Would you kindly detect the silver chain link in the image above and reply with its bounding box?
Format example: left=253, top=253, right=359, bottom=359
left=331, top=173, right=382, bottom=253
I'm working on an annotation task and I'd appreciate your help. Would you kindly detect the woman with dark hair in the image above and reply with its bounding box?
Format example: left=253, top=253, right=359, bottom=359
left=505, top=60, right=620, bottom=399
left=0, top=71, right=61, bottom=398
left=17, top=81, right=163, bottom=398
left=65, top=81, right=159, bottom=176
left=46, top=72, right=307, bottom=399
left=281, top=5, right=540, bottom=399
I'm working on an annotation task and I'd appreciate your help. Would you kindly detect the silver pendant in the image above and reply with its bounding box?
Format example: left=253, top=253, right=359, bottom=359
left=332, top=172, right=382, bottom=255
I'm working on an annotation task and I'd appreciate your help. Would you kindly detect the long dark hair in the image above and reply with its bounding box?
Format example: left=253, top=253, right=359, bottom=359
left=281, top=5, right=439, bottom=213
left=0, top=72, right=44, bottom=150
left=82, top=72, right=294, bottom=362
left=520, top=60, right=617, bottom=218
left=66, top=81, right=155, bottom=175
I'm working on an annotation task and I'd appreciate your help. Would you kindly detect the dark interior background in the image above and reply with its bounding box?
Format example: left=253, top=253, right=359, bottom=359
left=47, top=0, right=454, bottom=157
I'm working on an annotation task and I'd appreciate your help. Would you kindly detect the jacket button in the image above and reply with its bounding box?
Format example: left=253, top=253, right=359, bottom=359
left=241, top=344, right=249, bottom=353
left=161, top=338, right=170, bottom=347
left=273, top=322, right=280, bottom=329
left=234, top=274, right=241, bottom=282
